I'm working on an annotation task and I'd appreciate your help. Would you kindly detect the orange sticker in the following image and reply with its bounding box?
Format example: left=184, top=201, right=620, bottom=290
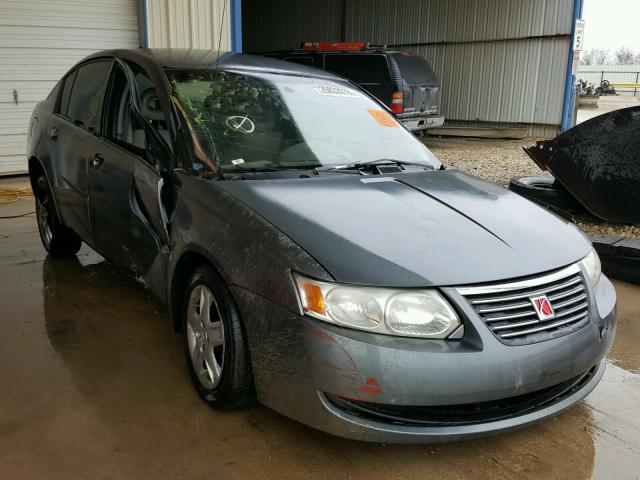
left=367, top=109, right=399, bottom=128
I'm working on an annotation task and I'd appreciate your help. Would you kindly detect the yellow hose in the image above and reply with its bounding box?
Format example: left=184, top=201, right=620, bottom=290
left=0, top=187, right=33, bottom=205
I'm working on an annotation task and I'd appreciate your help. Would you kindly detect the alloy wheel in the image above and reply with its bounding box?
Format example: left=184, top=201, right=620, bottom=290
left=186, top=284, right=225, bottom=389
left=36, top=191, right=53, bottom=248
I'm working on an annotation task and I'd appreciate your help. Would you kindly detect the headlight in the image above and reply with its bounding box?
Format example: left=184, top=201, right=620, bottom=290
left=580, top=247, right=602, bottom=287
left=293, top=274, right=461, bottom=339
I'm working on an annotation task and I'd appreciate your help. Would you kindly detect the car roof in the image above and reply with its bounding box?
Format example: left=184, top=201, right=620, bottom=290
left=82, top=48, right=343, bottom=80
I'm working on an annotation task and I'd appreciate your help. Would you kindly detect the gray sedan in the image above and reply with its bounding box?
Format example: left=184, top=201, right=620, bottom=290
left=27, top=49, right=616, bottom=443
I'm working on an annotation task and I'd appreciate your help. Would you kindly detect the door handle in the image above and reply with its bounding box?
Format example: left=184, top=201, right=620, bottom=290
left=92, top=154, right=104, bottom=168
left=50, top=127, right=58, bottom=141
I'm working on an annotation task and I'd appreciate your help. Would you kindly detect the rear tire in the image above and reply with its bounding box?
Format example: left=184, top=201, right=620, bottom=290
left=509, top=176, right=584, bottom=212
left=34, top=175, right=82, bottom=257
left=181, top=265, right=255, bottom=409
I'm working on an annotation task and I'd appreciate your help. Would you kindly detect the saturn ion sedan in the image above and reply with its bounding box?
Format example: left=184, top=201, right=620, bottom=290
left=27, top=49, right=617, bottom=443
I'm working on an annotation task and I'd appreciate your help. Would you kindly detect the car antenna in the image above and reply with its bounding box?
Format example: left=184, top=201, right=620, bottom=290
left=214, top=0, right=227, bottom=70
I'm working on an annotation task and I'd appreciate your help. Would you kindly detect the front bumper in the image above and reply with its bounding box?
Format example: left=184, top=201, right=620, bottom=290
left=398, top=113, right=445, bottom=131
left=230, top=274, right=616, bottom=443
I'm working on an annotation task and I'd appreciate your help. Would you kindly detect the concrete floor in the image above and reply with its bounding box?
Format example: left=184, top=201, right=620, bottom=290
left=1, top=192, right=639, bottom=480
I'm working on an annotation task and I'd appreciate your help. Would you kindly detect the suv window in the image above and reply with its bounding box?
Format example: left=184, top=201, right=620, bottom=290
left=323, top=54, right=391, bottom=84
left=392, top=53, right=437, bottom=85
left=57, top=70, right=77, bottom=117
left=67, top=60, right=112, bottom=132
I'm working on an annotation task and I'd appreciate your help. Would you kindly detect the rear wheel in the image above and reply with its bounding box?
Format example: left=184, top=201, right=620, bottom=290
left=34, top=175, right=82, bottom=257
left=182, top=266, right=255, bottom=409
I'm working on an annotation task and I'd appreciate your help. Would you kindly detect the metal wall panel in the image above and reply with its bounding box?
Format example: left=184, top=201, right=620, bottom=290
left=146, top=0, right=231, bottom=50
left=345, top=0, right=573, bottom=44
left=243, top=0, right=574, bottom=136
left=243, top=0, right=343, bottom=52
left=408, top=37, right=569, bottom=126
left=0, top=0, right=139, bottom=175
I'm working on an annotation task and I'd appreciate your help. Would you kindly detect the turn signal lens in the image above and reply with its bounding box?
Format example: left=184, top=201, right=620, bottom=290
left=300, top=281, right=326, bottom=315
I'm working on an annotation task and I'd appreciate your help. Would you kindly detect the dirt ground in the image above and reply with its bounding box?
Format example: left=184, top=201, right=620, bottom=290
left=423, top=136, right=640, bottom=240
left=1, top=193, right=639, bottom=480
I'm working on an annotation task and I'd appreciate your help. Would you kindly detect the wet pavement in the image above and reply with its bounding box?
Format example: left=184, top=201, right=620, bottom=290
left=1, top=195, right=639, bottom=480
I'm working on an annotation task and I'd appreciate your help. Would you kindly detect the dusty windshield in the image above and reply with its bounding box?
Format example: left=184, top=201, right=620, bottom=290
left=166, top=69, right=440, bottom=172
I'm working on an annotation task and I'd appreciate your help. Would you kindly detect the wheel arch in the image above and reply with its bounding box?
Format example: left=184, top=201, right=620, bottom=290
left=28, top=156, right=63, bottom=221
left=169, top=246, right=231, bottom=333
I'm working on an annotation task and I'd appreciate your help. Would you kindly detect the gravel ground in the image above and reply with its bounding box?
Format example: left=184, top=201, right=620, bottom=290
left=422, top=136, right=640, bottom=240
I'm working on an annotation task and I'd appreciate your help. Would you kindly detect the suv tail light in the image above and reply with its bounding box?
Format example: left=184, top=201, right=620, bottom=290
left=391, top=92, right=404, bottom=114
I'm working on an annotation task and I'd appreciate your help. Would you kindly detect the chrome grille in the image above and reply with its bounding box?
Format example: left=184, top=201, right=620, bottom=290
left=457, top=264, right=591, bottom=345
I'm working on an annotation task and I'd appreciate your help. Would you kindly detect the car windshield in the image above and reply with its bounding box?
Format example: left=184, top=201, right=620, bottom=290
left=165, top=68, right=440, bottom=173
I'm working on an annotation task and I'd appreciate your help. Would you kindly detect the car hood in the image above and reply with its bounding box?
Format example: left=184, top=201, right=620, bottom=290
left=218, top=170, right=591, bottom=287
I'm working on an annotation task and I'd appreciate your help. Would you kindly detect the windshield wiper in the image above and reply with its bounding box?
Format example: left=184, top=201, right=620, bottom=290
left=318, top=159, right=435, bottom=172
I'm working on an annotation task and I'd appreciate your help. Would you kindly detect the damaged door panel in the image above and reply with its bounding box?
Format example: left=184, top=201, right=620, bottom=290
left=524, top=106, right=640, bottom=224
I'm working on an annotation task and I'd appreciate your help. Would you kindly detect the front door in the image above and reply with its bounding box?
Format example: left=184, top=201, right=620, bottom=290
left=88, top=61, right=170, bottom=275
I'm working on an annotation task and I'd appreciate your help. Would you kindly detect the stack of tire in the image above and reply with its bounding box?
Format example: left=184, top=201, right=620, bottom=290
left=508, top=176, right=584, bottom=216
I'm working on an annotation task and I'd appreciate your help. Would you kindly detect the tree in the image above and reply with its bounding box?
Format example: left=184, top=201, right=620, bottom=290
left=580, top=48, right=610, bottom=65
left=614, top=46, right=635, bottom=65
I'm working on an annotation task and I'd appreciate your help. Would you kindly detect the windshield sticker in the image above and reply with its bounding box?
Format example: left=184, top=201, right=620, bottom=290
left=367, top=109, right=399, bottom=128
left=231, top=158, right=245, bottom=165
left=314, top=85, right=358, bottom=98
left=225, top=116, right=255, bottom=134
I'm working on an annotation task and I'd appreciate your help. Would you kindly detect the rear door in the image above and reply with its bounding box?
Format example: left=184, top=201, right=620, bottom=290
left=50, top=60, right=112, bottom=242
left=391, top=53, right=440, bottom=115
left=322, top=54, right=395, bottom=106
left=88, top=60, right=170, bottom=274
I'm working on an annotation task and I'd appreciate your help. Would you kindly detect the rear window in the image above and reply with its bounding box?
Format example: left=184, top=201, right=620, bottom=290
left=66, top=60, right=112, bottom=131
left=392, top=53, right=437, bottom=85
left=323, top=54, right=391, bottom=84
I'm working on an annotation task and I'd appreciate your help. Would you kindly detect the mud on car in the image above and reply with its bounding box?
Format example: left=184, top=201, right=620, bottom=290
left=27, top=49, right=616, bottom=443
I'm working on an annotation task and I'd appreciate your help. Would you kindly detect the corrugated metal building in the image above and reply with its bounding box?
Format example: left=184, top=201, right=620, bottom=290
left=0, top=0, right=139, bottom=174
left=0, top=0, right=236, bottom=175
left=145, top=0, right=231, bottom=50
left=1, top=0, right=579, bottom=174
left=243, top=0, right=578, bottom=137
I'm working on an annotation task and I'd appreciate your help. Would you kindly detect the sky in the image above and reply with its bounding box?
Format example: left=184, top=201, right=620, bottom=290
left=581, top=0, right=640, bottom=52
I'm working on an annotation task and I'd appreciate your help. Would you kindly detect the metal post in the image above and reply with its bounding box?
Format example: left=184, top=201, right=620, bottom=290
left=560, top=0, right=584, bottom=131
left=600, top=71, right=604, bottom=84
left=635, top=72, right=639, bottom=97
left=230, top=0, right=242, bottom=53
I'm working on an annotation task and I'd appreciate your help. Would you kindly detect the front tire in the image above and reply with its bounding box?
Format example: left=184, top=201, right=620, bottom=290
left=34, top=175, right=82, bottom=257
left=182, top=266, right=255, bottom=409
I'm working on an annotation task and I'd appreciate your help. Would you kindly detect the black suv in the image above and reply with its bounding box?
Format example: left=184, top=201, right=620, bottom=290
left=263, top=42, right=444, bottom=131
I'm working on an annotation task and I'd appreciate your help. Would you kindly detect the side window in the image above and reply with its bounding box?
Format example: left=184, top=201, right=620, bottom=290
left=57, top=70, right=77, bottom=117
left=103, top=65, right=148, bottom=156
left=323, top=54, right=391, bottom=84
left=126, top=62, right=171, bottom=147
left=66, top=60, right=112, bottom=132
